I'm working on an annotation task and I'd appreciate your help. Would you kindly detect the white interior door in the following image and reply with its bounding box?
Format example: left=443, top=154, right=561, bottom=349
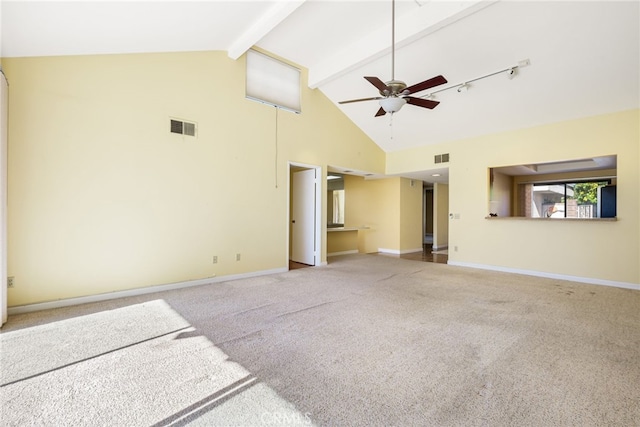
left=291, top=169, right=316, bottom=265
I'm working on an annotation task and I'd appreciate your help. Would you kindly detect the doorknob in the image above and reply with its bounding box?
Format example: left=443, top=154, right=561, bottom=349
left=292, top=220, right=296, bottom=223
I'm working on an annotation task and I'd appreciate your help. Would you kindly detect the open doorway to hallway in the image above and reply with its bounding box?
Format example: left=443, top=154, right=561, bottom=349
left=403, top=182, right=448, bottom=264
left=424, top=187, right=434, bottom=245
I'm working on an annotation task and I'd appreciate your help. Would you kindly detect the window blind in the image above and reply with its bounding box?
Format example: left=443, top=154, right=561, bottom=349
left=246, top=50, right=301, bottom=113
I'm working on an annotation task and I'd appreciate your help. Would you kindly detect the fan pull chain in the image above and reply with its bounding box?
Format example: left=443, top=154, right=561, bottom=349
left=390, top=113, right=394, bottom=141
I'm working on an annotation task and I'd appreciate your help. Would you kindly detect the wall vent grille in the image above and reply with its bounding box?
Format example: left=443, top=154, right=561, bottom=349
left=434, top=153, right=450, bottom=164
left=170, top=119, right=197, bottom=137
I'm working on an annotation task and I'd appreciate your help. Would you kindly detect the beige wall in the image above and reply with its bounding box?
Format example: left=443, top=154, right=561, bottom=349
left=1, top=71, right=7, bottom=323
left=3, top=51, right=385, bottom=306
left=345, top=175, right=422, bottom=254
left=399, top=179, right=423, bottom=252
left=4, top=51, right=638, bottom=308
left=388, top=109, right=640, bottom=286
left=345, top=175, right=399, bottom=253
left=327, top=230, right=358, bottom=255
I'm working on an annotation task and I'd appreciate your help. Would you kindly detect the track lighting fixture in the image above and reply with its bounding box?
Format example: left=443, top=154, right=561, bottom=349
left=420, top=59, right=530, bottom=99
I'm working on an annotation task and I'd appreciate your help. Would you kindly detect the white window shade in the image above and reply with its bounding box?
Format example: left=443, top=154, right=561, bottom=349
left=246, top=50, right=301, bottom=113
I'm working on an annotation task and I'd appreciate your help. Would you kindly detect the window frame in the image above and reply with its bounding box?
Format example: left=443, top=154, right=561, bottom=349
left=531, top=179, right=612, bottom=218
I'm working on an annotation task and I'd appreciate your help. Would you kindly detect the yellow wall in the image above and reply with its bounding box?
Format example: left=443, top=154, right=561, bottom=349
left=1, top=70, right=7, bottom=323
left=327, top=230, right=358, bottom=255
left=4, top=51, right=385, bottom=306
left=345, top=175, right=398, bottom=253
left=345, top=175, right=422, bottom=254
left=388, top=109, right=640, bottom=286
left=399, top=178, right=423, bottom=252
left=4, top=52, right=638, bottom=307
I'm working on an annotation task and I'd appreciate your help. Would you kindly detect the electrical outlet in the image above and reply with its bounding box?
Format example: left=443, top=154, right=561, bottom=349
left=236, top=253, right=241, bottom=261
left=212, top=256, right=218, bottom=264
left=8, top=276, right=14, bottom=288
left=454, top=246, right=459, bottom=252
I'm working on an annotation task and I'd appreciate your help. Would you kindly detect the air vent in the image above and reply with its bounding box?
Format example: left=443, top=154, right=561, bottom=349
left=170, top=119, right=197, bottom=137
left=434, top=153, right=450, bottom=164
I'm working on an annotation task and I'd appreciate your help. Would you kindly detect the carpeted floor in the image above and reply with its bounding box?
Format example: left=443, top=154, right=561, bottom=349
left=2, top=254, right=639, bottom=426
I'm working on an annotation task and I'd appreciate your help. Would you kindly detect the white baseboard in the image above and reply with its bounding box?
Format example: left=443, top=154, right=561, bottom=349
left=7, top=267, right=288, bottom=316
left=327, top=250, right=358, bottom=257
left=432, top=245, right=448, bottom=251
left=378, top=247, right=423, bottom=255
left=447, top=261, right=640, bottom=291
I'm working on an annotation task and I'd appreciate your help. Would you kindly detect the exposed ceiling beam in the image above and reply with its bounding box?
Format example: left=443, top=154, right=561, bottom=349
left=307, top=1, right=497, bottom=89
left=227, top=0, right=307, bottom=60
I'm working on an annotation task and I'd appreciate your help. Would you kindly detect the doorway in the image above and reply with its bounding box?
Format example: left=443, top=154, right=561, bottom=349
left=401, top=183, right=447, bottom=264
left=424, top=187, right=434, bottom=245
left=289, top=163, right=322, bottom=269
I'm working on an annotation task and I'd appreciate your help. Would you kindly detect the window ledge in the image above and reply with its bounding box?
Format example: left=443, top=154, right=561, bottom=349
left=484, top=216, right=617, bottom=222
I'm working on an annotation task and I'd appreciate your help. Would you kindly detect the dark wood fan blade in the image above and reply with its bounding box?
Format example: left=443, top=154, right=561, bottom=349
left=375, top=107, right=387, bottom=117
left=339, top=96, right=382, bottom=105
left=404, top=75, right=447, bottom=95
left=405, top=96, right=440, bottom=109
left=364, top=76, right=391, bottom=94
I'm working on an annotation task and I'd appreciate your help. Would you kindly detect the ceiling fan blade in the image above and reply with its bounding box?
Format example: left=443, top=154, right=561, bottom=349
left=404, top=75, right=447, bottom=95
left=339, top=96, right=382, bottom=105
left=405, top=96, right=440, bottom=109
left=364, top=76, right=391, bottom=94
left=375, top=107, right=387, bottom=117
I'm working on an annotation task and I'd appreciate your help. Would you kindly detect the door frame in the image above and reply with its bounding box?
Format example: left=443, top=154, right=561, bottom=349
left=288, top=162, right=323, bottom=267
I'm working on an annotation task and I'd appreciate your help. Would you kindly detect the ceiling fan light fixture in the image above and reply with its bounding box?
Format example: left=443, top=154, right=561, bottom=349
left=379, top=97, right=407, bottom=113
left=337, top=0, right=448, bottom=116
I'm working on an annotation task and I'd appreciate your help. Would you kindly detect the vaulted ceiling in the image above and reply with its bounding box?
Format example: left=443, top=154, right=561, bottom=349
left=2, top=1, right=639, bottom=158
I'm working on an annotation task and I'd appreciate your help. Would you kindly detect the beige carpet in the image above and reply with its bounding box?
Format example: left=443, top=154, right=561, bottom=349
left=2, top=254, right=639, bottom=426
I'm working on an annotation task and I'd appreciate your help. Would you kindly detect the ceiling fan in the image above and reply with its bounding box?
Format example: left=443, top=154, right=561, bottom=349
left=339, top=0, right=448, bottom=117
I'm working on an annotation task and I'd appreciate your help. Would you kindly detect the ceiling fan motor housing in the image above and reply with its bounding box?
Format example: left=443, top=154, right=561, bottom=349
left=381, top=80, right=407, bottom=96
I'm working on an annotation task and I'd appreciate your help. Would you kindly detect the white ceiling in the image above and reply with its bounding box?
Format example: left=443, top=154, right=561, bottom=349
left=2, top=1, right=639, bottom=167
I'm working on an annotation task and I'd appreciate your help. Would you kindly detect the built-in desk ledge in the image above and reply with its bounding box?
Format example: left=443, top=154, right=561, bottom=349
left=327, top=226, right=371, bottom=232
left=484, top=216, right=617, bottom=222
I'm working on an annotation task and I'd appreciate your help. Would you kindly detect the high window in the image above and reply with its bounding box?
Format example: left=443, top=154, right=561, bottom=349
left=245, top=50, right=301, bottom=113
